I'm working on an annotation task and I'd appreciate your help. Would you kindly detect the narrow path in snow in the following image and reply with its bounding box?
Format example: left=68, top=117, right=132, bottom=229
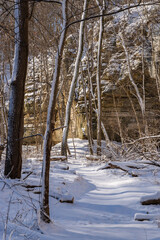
left=1, top=139, right=160, bottom=240
left=48, top=139, right=160, bottom=240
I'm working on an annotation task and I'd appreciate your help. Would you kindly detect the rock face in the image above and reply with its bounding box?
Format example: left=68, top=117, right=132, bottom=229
left=76, top=5, right=160, bottom=141
left=24, top=40, right=78, bottom=144
left=24, top=54, right=54, bottom=144
left=24, top=4, right=160, bottom=144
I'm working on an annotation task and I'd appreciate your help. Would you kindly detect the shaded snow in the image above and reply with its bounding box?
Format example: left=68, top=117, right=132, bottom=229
left=0, top=139, right=160, bottom=239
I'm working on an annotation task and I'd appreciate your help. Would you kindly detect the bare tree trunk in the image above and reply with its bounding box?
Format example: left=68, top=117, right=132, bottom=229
left=96, top=0, right=105, bottom=155
left=112, top=92, right=124, bottom=143
left=57, top=91, right=71, bottom=155
left=154, top=58, right=160, bottom=102
left=90, top=73, right=115, bottom=157
left=123, top=87, right=142, bottom=137
left=87, top=51, right=94, bottom=144
left=61, top=0, right=89, bottom=156
left=120, top=33, right=145, bottom=117
left=32, top=56, right=38, bottom=151
left=81, top=66, right=93, bottom=155
left=4, top=0, right=28, bottom=179
left=39, top=56, right=43, bottom=151
left=40, top=0, right=68, bottom=223
left=120, top=32, right=149, bottom=137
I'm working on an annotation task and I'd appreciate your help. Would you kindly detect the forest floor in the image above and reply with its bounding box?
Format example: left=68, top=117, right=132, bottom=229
left=0, top=138, right=160, bottom=240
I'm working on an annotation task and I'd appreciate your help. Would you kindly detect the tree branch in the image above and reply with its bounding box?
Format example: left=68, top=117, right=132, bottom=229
left=29, top=0, right=62, bottom=4
left=65, top=1, right=160, bottom=29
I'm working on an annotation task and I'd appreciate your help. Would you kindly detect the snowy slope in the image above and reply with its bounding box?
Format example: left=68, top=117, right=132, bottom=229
left=0, top=139, right=160, bottom=240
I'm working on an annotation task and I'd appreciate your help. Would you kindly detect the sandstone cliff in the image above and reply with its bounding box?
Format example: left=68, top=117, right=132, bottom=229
left=77, top=5, right=160, bottom=141
left=24, top=4, right=160, bottom=144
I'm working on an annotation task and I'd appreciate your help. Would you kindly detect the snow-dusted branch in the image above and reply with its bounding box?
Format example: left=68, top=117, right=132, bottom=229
left=61, top=0, right=89, bottom=156
left=95, top=0, right=105, bottom=155
left=64, top=1, right=160, bottom=30
left=41, top=0, right=68, bottom=223
left=126, top=134, right=160, bottom=145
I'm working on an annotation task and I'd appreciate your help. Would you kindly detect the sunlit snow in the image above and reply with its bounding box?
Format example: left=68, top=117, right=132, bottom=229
left=0, top=139, right=160, bottom=239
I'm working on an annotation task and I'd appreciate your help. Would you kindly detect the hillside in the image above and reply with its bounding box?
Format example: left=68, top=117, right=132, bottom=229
left=0, top=139, right=160, bottom=239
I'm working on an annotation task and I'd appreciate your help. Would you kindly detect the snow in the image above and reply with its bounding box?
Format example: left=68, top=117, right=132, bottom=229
left=141, top=192, right=160, bottom=203
left=0, top=139, right=160, bottom=239
left=134, top=213, right=159, bottom=221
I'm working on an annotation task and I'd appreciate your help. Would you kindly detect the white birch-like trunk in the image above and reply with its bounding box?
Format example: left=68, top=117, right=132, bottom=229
left=96, top=0, right=105, bottom=155
left=119, top=32, right=150, bottom=138
left=119, top=33, right=145, bottom=116
left=81, top=66, right=93, bottom=155
left=40, top=0, right=68, bottom=223
left=61, top=0, right=89, bottom=156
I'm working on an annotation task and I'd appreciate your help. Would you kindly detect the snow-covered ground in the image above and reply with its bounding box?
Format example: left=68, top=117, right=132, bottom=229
left=0, top=139, right=160, bottom=240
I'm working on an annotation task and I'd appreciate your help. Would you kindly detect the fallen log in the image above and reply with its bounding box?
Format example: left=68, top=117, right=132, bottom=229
left=134, top=213, right=158, bottom=221
left=50, top=192, right=74, bottom=203
left=25, top=186, right=74, bottom=203
left=99, top=162, right=138, bottom=177
left=86, top=155, right=101, bottom=161
left=141, top=192, right=160, bottom=205
left=38, top=156, right=67, bottom=162
left=50, top=156, right=67, bottom=161
left=22, top=184, right=42, bottom=189
left=109, top=162, right=138, bottom=177
left=53, top=164, right=69, bottom=170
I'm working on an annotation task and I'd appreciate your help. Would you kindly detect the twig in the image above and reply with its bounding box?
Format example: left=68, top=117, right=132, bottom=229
left=3, top=192, right=13, bottom=240
left=126, top=135, right=160, bottom=145
left=0, top=178, right=40, bottom=204
left=142, top=160, right=160, bottom=168
left=16, top=134, right=44, bottom=141
left=23, top=171, right=33, bottom=181
left=52, top=125, right=66, bottom=131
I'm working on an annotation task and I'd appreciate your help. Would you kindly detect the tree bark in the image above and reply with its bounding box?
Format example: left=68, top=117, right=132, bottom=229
left=4, top=0, right=28, bottom=179
left=96, top=0, right=105, bottom=155
left=61, top=0, right=89, bottom=156
left=0, top=87, right=8, bottom=143
left=40, top=0, right=68, bottom=223
left=81, top=66, right=93, bottom=155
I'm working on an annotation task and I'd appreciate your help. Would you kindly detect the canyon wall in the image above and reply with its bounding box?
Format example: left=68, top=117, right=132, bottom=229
left=24, top=5, right=160, bottom=144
